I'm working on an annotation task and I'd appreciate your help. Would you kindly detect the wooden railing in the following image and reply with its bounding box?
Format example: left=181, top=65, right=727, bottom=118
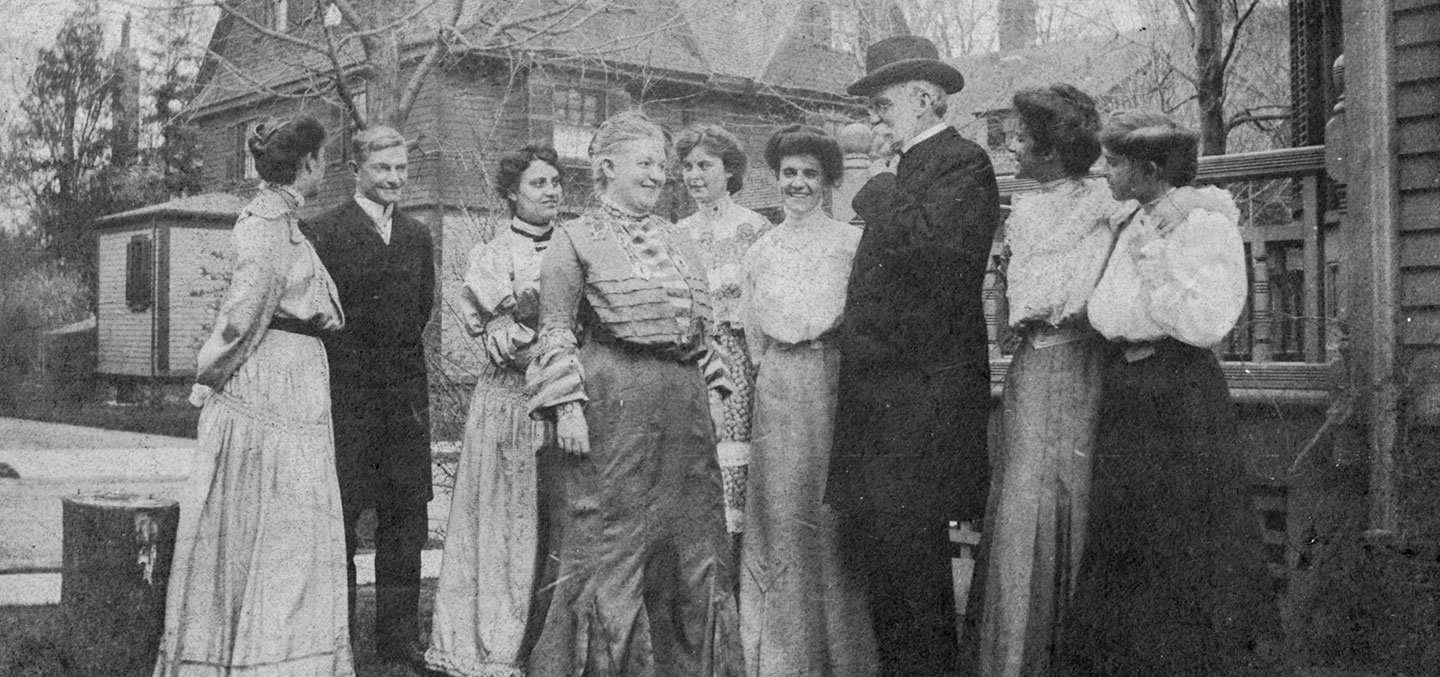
left=986, top=145, right=1338, bottom=405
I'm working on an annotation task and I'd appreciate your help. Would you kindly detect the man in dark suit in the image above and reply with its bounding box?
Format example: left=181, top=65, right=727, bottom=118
left=304, top=125, right=434, bottom=666
left=828, top=35, right=1000, bottom=676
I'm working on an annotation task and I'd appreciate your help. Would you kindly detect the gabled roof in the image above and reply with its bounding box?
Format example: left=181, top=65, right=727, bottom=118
left=192, top=0, right=875, bottom=116
left=946, top=28, right=1180, bottom=119
left=95, top=193, right=246, bottom=226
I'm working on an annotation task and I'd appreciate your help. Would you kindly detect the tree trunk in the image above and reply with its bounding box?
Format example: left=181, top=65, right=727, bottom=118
left=61, top=492, right=179, bottom=676
left=369, top=32, right=403, bottom=129
left=1194, top=0, right=1228, bottom=155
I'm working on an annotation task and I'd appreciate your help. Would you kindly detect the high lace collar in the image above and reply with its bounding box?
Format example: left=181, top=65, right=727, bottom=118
left=692, top=193, right=735, bottom=221
left=1034, top=176, right=1087, bottom=193
left=599, top=194, right=650, bottom=222
left=780, top=207, right=830, bottom=230
left=1141, top=185, right=1240, bottom=226
left=260, top=182, right=305, bottom=209
left=511, top=216, right=554, bottom=239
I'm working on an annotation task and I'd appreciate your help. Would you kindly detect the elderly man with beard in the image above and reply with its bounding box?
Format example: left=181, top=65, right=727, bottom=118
left=827, top=35, right=1001, bottom=677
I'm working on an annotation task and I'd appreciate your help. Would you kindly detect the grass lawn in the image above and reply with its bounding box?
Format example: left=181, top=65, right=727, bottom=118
left=0, top=580, right=439, bottom=676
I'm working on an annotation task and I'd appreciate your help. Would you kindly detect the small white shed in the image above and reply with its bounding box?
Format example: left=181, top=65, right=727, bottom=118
left=93, top=193, right=245, bottom=381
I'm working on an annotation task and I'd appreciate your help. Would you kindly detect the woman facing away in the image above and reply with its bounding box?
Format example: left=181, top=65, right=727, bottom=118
left=738, top=124, right=878, bottom=677
left=425, top=145, right=564, bottom=677
left=154, top=115, right=353, bottom=676
left=972, top=84, right=1122, bottom=677
left=674, top=123, right=771, bottom=540
left=1056, top=110, right=1280, bottom=676
left=525, top=110, right=743, bottom=677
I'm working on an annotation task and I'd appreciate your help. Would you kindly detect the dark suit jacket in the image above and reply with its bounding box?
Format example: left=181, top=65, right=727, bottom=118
left=304, top=198, right=436, bottom=507
left=828, top=127, right=1001, bottom=523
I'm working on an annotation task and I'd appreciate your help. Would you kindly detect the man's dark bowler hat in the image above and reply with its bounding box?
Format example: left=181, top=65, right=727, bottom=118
left=847, top=35, right=966, bottom=97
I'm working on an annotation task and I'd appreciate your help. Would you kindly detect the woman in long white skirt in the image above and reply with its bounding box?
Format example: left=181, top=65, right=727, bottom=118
left=425, top=146, right=562, bottom=677
left=154, top=116, right=353, bottom=677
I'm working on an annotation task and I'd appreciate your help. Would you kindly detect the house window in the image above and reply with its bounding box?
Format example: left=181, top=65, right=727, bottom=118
left=236, top=120, right=259, bottom=180
left=830, top=4, right=859, bottom=54
left=985, top=113, right=1008, bottom=150
left=125, top=235, right=154, bottom=313
left=553, top=87, right=605, bottom=162
left=339, top=89, right=368, bottom=164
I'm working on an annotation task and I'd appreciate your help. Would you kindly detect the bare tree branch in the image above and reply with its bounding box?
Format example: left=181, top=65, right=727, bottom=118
left=1170, top=0, right=1196, bottom=40
left=396, top=0, right=466, bottom=125
left=341, top=0, right=446, bottom=42
left=1219, top=0, right=1260, bottom=74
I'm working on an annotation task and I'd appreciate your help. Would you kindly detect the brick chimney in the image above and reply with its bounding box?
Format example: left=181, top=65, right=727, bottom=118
left=110, top=14, right=141, bottom=167
left=998, top=0, right=1037, bottom=51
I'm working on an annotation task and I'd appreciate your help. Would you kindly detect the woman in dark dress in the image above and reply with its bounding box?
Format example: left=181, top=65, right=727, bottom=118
left=526, top=110, right=742, bottom=677
left=1058, top=110, right=1279, bottom=676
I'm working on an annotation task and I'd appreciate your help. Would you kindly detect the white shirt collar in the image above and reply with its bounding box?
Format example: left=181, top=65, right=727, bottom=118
left=903, top=122, right=950, bottom=154
left=354, top=192, right=394, bottom=244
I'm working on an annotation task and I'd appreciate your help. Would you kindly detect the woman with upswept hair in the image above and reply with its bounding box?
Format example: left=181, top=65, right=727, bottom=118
left=526, top=110, right=742, bottom=676
left=426, top=145, right=564, bottom=677
left=971, top=84, right=1123, bottom=677
left=1057, top=110, right=1278, bottom=676
left=739, top=124, right=878, bottom=676
left=674, top=123, right=771, bottom=540
left=154, top=115, right=353, bottom=676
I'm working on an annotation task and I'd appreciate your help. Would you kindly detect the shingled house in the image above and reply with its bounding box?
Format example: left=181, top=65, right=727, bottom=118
left=185, top=0, right=901, bottom=405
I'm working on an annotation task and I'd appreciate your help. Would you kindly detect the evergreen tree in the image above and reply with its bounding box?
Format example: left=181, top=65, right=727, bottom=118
left=5, top=2, right=120, bottom=281
left=148, top=0, right=204, bottom=198
left=4, top=2, right=172, bottom=283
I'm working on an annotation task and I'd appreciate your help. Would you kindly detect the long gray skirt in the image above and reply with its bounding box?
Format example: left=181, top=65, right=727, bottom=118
left=426, top=362, right=551, bottom=677
left=740, top=340, right=877, bottom=676
left=528, top=341, right=742, bottom=677
left=975, top=334, right=1105, bottom=677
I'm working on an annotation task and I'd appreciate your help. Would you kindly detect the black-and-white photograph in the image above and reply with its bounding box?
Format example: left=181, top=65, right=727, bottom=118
left=0, top=0, right=1427, bottom=675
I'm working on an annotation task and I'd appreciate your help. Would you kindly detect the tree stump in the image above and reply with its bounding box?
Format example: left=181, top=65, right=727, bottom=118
left=61, top=492, right=179, bottom=676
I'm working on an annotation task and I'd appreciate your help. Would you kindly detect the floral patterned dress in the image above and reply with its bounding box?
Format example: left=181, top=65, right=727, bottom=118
left=677, top=194, right=770, bottom=533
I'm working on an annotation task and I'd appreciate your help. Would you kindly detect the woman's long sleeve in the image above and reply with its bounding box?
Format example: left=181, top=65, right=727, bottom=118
left=461, top=239, right=537, bottom=369
left=1139, top=208, right=1248, bottom=348
left=194, top=212, right=290, bottom=390
left=527, top=228, right=588, bottom=419
left=739, top=250, right=772, bottom=368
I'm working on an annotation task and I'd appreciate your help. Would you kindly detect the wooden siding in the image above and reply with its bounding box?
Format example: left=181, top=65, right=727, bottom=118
left=167, top=224, right=235, bottom=377
left=433, top=65, right=528, bottom=211
left=436, top=208, right=492, bottom=383
left=97, top=226, right=155, bottom=376
left=1395, top=0, right=1440, bottom=354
